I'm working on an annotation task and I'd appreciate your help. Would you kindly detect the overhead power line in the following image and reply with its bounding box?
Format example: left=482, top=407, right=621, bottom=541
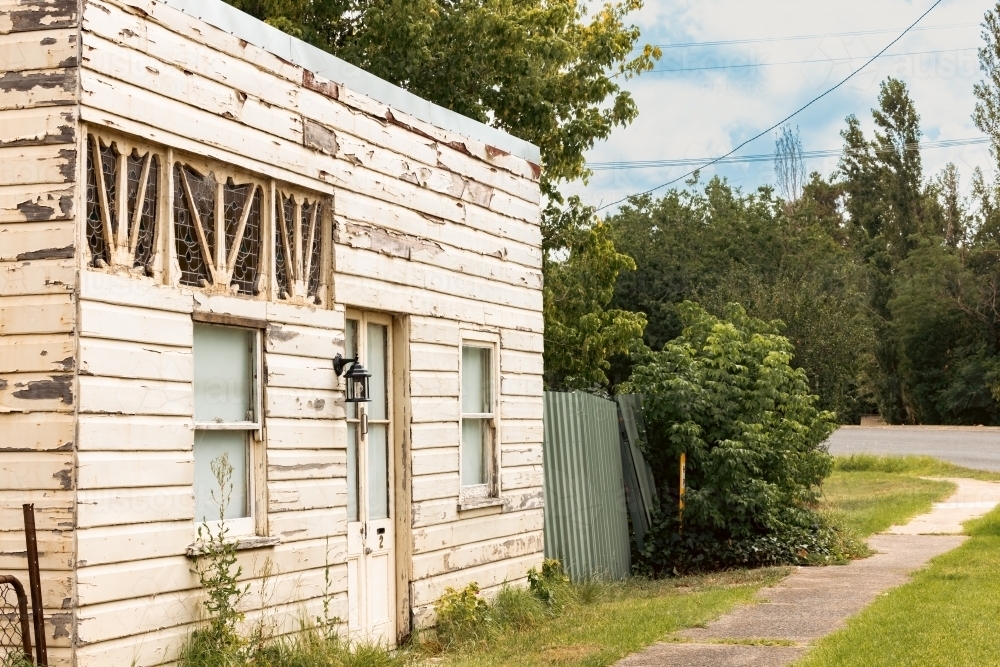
left=654, top=21, right=977, bottom=50
left=650, top=47, right=975, bottom=74
left=595, top=0, right=945, bottom=212
left=587, top=137, right=990, bottom=172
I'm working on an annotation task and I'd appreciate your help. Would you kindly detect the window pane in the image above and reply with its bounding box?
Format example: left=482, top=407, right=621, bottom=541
left=345, top=319, right=358, bottom=420
left=367, top=323, right=388, bottom=421
left=347, top=423, right=359, bottom=523
left=461, top=418, right=487, bottom=486
left=194, top=430, right=249, bottom=523
left=368, top=424, right=389, bottom=520
left=194, top=324, right=253, bottom=423
left=462, top=347, right=491, bottom=414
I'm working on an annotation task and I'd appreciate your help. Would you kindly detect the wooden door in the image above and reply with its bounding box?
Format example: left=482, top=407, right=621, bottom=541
left=345, top=311, right=397, bottom=645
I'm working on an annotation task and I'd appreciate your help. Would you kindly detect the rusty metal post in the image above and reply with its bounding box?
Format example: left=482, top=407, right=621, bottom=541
left=22, top=504, right=47, bottom=666
left=0, top=575, right=33, bottom=660
left=679, top=452, right=686, bottom=531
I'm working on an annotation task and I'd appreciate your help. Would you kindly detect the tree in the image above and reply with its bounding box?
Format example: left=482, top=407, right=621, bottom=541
left=224, top=0, right=661, bottom=195
left=774, top=124, right=806, bottom=204
left=542, top=197, right=646, bottom=390
left=226, top=0, right=660, bottom=390
left=608, top=176, right=872, bottom=419
left=622, top=303, right=845, bottom=572
left=974, top=1, right=1000, bottom=173
left=838, top=77, right=925, bottom=423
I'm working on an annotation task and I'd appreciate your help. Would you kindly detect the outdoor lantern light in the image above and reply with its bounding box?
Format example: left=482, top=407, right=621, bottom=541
left=334, top=354, right=372, bottom=403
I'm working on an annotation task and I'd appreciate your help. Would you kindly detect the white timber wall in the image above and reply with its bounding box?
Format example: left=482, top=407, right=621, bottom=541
left=73, top=277, right=349, bottom=667
left=1, top=0, right=543, bottom=663
left=0, top=1, right=81, bottom=665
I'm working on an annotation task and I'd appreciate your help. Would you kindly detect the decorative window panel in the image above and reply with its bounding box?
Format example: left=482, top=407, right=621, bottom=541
left=85, top=133, right=162, bottom=274
left=274, top=189, right=330, bottom=305
left=172, top=158, right=265, bottom=296
left=82, top=125, right=334, bottom=306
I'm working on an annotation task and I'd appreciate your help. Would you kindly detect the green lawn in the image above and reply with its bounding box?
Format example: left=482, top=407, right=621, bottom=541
left=818, top=454, right=1000, bottom=538
left=791, top=455, right=1000, bottom=666
left=821, top=470, right=955, bottom=537
left=433, top=455, right=973, bottom=667
left=796, top=507, right=1000, bottom=667
left=432, top=569, right=789, bottom=667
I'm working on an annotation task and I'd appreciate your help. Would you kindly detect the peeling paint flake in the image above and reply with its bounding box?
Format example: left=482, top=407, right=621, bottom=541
left=1, top=0, right=78, bottom=34
left=267, top=324, right=298, bottom=343
left=12, top=375, right=73, bottom=404
left=0, top=69, right=75, bottom=94
left=304, top=119, right=338, bottom=156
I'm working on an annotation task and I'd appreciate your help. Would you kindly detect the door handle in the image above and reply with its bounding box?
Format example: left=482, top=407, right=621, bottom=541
left=362, top=413, right=368, bottom=435
left=365, top=547, right=372, bottom=555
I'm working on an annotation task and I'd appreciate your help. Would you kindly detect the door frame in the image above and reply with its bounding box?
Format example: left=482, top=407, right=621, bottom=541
left=345, top=309, right=398, bottom=643
left=391, top=315, right=413, bottom=642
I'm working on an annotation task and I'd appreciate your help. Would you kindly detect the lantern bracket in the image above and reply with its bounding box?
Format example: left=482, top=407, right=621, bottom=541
left=334, top=354, right=358, bottom=377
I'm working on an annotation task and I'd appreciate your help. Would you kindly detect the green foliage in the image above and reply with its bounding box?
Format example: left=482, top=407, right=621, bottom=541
left=184, top=454, right=251, bottom=664
left=223, top=0, right=660, bottom=194
left=622, top=302, right=850, bottom=572
left=433, top=583, right=491, bottom=648
left=608, top=177, right=872, bottom=420
left=543, top=197, right=646, bottom=391
left=526, top=559, right=571, bottom=607
left=0, top=651, right=33, bottom=667
left=430, top=561, right=577, bottom=651
left=191, top=627, right=409, bottom=667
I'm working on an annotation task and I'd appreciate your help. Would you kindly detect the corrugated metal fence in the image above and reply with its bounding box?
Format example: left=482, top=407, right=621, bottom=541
left=543, top=392, right=631, bottom=580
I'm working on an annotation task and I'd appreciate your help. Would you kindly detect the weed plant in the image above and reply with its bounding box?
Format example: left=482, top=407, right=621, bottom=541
left=0, top=651, right=33, bottom=667
left=424, top=559, right=613, bottom=654
left=179, top=454, right=409, bottom=667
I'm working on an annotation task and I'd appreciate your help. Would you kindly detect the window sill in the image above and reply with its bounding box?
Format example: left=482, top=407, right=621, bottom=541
left=185, top=535, right=281, bottom=557
left=458, top=497, right=504, bottom=513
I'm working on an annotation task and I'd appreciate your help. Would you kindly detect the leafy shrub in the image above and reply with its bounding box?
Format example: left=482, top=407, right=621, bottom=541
left=622, top=302, right=848, bottom=572
left=527, top=559, right=571, bottom=607
left=433, top=583, right=490, bottom=647
left=430, top=560, right=573, bottom=650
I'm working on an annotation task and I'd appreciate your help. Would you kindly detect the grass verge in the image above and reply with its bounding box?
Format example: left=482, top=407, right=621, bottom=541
left=795, top=506, right=1000, bottom=667
left=429, top=569, right=789, bottom=667
left=832, top=453, right=1000, bottom=481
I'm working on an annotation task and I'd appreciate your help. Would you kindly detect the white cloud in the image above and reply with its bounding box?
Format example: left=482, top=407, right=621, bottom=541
left=567, top=0, right=997, bottom=212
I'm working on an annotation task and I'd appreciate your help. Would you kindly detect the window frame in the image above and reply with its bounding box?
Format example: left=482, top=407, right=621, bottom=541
left=82, top=129, right=168, bottom=277
left=459, top=331, right=501, bottom=503
left=192, top=316, right=265, bottom=538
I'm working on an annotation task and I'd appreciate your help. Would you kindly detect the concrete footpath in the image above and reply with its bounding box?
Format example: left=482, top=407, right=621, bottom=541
left=615, top=478, right=1000, bottom=667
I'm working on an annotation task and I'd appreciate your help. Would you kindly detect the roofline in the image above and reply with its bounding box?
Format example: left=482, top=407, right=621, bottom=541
left=159, top=0, right=542, bottom=165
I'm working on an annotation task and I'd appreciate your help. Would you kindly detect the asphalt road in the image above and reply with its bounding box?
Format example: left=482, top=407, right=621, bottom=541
left=828, top=426, right=1000, bottom=472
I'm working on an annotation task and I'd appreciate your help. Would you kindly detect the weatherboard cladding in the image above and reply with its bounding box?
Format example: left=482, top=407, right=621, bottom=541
left=0, top=0, right=543, bottom=663
left=159, top=0, right=541, bottom=165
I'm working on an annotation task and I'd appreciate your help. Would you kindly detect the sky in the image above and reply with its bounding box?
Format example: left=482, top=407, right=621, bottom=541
left=566, top=0, right=997, bottom=213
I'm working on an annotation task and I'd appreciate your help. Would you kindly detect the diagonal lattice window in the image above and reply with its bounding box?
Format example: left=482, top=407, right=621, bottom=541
left=173, top=160, right=263, bottom=295
left=85, top=133, right=160, bottom=274
left=275, top=191, right=328, bottom=304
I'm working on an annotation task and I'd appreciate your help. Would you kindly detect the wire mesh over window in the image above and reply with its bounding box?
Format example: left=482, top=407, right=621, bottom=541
left=85, top=133, right=162, bottom=273
left=275, top=195, right=295, bottom=299
left=127, top=149, right=159, bottom=272
left=85, top=136, right=110, bottom=268
left=0, top=579, right=29, bottom=666
left=275, top=192, right=327, bottom=303
left=173, top=161, right=265, bottom=296
left=224, top=179, right=262, bottom=295
left=303, top=200, right=323, bottom=302
left=173, top=163, right=213, bottom=287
